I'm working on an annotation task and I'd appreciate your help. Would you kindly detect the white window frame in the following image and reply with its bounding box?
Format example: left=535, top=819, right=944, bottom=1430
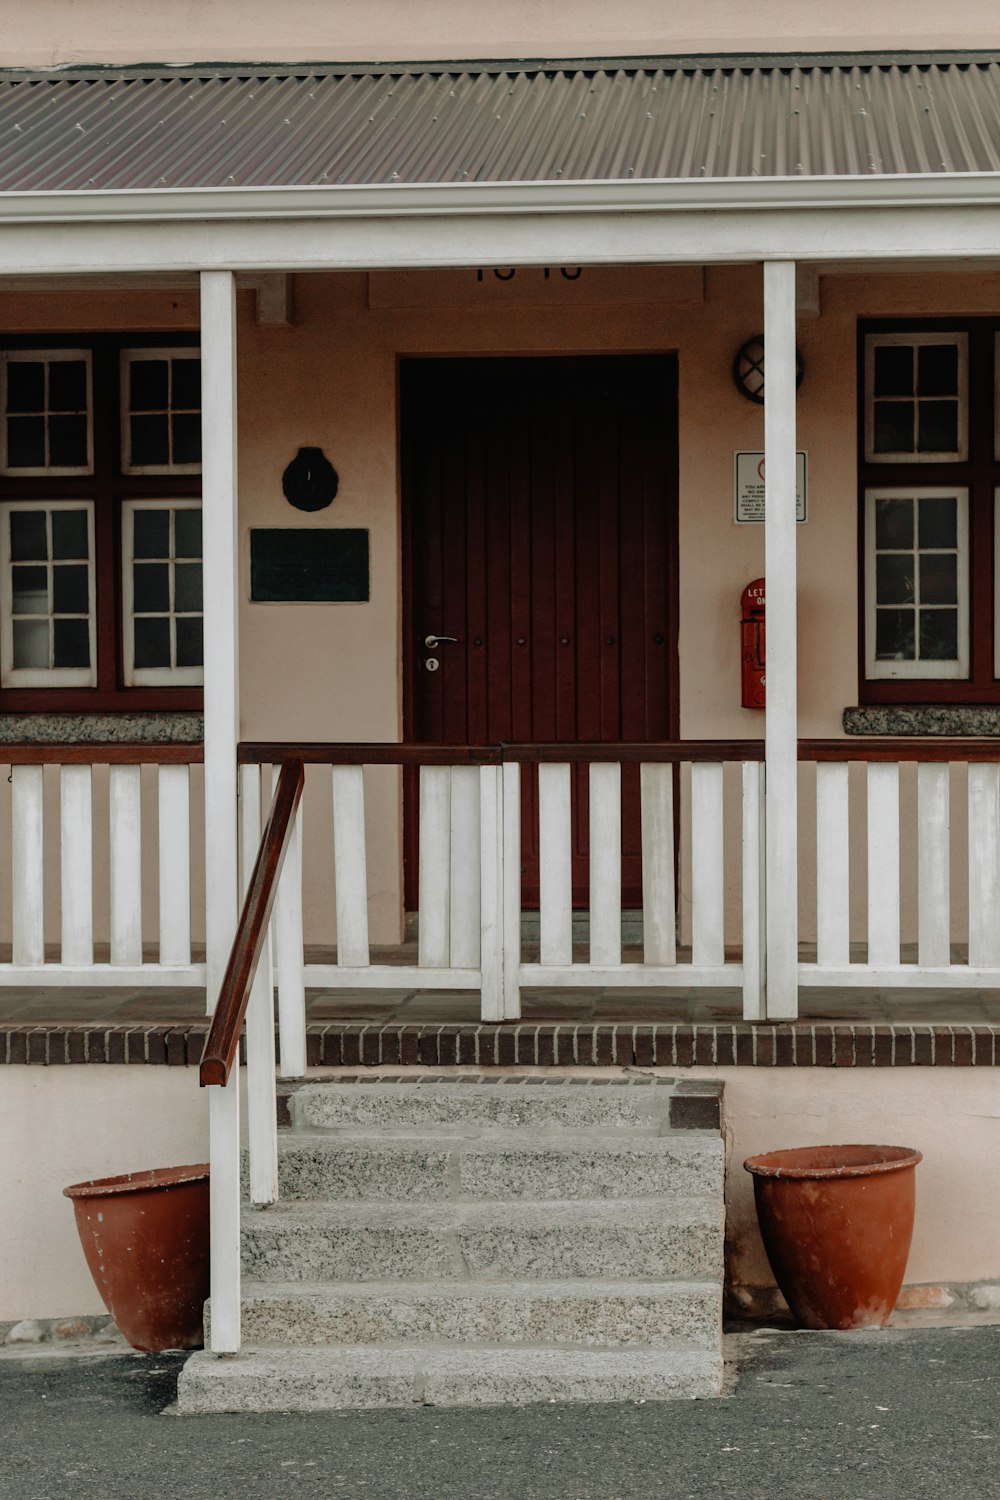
left=865, top=486, right=969, bottom=681
left=0, top=350, right=94, bottom=477
left=121, top=498, right=204, bottom=687
left=864, top=331, right=968, bottom=464
left=0, top=500, right=97, bottom=688
left=120, top=348, right=202, bottom=476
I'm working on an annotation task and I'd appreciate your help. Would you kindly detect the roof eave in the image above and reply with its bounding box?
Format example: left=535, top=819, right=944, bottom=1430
left=2, top=173, right=1000, bottom=226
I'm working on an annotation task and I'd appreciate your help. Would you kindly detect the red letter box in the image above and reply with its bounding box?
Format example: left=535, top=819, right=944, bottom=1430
left=740, top=578, right=766, bottom=710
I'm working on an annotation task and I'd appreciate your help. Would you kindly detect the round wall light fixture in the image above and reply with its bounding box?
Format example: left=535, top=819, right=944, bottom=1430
left=732, top=334, right=805, bottom=405
left=282, top=446, right=339, bottom=512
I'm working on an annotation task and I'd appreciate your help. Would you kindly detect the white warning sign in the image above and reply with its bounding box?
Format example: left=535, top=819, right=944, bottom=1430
left=734, top=451, right=808, bottom=524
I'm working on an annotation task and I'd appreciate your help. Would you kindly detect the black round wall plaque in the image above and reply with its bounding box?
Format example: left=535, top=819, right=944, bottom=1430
left=282, top=447, right=339, bottom=512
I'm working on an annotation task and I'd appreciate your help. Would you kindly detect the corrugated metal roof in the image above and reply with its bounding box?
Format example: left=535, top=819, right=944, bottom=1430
left=2, top=58, right=1000, bottom=192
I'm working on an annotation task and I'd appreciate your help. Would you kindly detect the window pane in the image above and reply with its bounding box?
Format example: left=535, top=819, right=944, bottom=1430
left=171, top=412, right=201, bottom=465
left=919, top=608, right=959, bottom=661
left=919, top=553, right=958, bottom=605
left=47, top=414, right=88, bottom=469
left=132, top=509, right=170, bottom=559
left=875, top=608, right=916, bottom=660
left=7, top=415, right=46, bottom=468
left=918, top=495, right=957, bottom=549
left=174, top=508, right=202, bottom=558
left=133, top=616, right=171, bottom=668
left=130, top=413, right=169, bottom=467
left=876, top=554, right=915, bottom=605
left=129, top=359, right=168, bottom=411
left=48, top=360, right=87, bottom=412
left=174, top=562, right=203, bottom=613
left=873, top=344, right=913, bottom=397
left=918, top=343, right=959, bottom=397
left=5, top=361, right=44, bottom=413
left=51, top=508, right=89, bottom=561
left=873, top=401, right=914, bottom=453
left=917, top=400, right=959, bottom=454
left=171, top=358, right=201, bottom=409
left=175, top=616, right=204, bottom=668
left=11, top=566, right=47, bottom=615
left=13, top=618, right=48, bottom=668
left=9, top=509, right=48, bottom=561
left=875, top=496, right=914, bottom=549
left=53, top=618, right=90, bottom=668
left=52, top=564, right=89, bottom=615
left=133, top=562, right=170, bottom=613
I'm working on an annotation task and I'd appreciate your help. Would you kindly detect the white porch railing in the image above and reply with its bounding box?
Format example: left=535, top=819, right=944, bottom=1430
left=0, top=745, right=205, bottom=987
left=799, top=740, right=1000, bottom=990
left=237, top=741, right=768, bottom=1031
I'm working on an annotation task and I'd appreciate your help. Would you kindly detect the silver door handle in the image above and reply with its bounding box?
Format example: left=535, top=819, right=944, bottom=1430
left=424, top=635, right=459, bottom=649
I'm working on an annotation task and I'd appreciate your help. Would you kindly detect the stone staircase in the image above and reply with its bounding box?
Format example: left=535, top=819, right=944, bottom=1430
left=177, top=1074, right=726, bottom=1412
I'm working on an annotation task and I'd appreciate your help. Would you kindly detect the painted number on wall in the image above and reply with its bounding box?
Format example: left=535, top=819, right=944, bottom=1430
left=476, top=267, right=583, bottom=281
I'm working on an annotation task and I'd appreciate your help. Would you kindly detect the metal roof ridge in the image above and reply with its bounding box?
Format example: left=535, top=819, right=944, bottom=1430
left=3, top=50, right=1000, bottom=83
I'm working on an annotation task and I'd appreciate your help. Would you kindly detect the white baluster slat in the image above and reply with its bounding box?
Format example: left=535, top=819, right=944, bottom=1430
left=332, top=765, right=370, bottom=968
left=741, top=761, right=766, bottom=1020
left=418, top=766, right=451, bottom=967
left=242, top=764, right=277, bottom=1206
left=60, top=764, right=93, bottom=966
left=691, top=762, right=725, bottom=968
left=867, top=762, right=900, bottom=967
left=479, top=764, right=503, bottom=1022
left=640, top=763, right=675, bottom=966
left=448, top=764, right=481, bottom=968
left=273, top=767, right=306, bottom=1078
left=816, top=762, right=850, bottom=968
left=968, top=763, right=1000, bottom=969
left=589, top=762, right=622, bottom=967
left=501, top=762, right=522, bottom=1019
left=918, top=762, right=951, bottom=969
left=158, top=764, right=191, bottom=966
left=538, top=762, right=572, bottom=965
left=12, top=765, right=44, bottom=966
left=109, top=765, right=142, bottom=966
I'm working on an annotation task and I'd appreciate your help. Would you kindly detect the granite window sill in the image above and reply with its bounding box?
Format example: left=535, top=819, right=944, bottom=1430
left=0, top=712, right=203, bottom=745
left=844, top=706, right=1000, bottom=737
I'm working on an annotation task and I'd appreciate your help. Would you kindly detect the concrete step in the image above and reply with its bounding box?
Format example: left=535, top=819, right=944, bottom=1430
left=218, top=1278, right=721, bottom=1350
left=177, top=1343, right=723, bottom=1412
left=271, top=1130, right=724, bottom=1203
left=291, top=1079, right=676, bottom=1134
left=241, top=1197, right=724, bottom=1283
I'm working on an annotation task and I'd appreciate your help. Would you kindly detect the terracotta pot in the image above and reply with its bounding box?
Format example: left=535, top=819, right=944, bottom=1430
left=743, top=1144, right=922, bottom=1330
left=64, top=1164, right=210, bottom=1352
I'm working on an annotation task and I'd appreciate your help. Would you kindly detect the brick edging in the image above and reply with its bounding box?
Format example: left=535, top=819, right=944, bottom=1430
left=1, top=1022, right=997, bottom=1067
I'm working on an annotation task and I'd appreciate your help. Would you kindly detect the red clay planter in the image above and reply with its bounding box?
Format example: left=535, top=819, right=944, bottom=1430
left=64, top=1164, right=210, bottom=1352
left=744, top=1144, right=922, bottom=1330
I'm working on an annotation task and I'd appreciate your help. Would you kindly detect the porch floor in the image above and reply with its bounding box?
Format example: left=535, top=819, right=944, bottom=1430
left=2, top=943, right=1000, bottom=1026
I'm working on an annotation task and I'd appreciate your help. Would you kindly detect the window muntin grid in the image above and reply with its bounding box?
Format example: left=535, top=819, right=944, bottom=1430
left=120, top=349, right=202, bottom=475
left=0, top=501, right=96, bottom=687
left=865, top=488, right=969, bottom=680
left=865, top=332, right=968, bottom=463
left=0, top=351, right=93, bottom=476
left=122, top=499, right=203, bottom=685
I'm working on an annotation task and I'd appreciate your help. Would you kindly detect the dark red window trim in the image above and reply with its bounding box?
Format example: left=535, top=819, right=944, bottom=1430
left=858, top=317, right=1000, bottom=706
left=0, top=332, right=203, bottom=712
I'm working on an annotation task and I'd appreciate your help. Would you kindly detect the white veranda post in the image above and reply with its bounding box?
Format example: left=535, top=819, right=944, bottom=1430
left=201, top=269, right=242, bottom=1353
left=763, top=260, right=799, bottom=1020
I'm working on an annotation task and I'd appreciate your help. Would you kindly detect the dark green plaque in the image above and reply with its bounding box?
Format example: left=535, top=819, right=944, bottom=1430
left=250, top=528, right=369, bottom=602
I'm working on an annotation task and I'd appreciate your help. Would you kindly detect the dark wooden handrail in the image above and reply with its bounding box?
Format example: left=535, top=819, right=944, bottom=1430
left=0, top=743, right=203, bottom=764
left=237, top=740, right=767, bottom=765
left=799, top=738, right=1000, bottom=762
left=199, top=759, right=304, bottom=1088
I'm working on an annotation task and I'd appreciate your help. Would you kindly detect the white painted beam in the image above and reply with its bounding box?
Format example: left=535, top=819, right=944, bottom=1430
left=201, top=269, right=240, bottom=1009
left=763, top=259, right=799, bottom=1021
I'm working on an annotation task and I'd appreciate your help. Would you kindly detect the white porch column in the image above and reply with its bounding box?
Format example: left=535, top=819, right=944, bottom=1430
left=201, top=269, right=242, bottom=1353
left=763, top=260, right=799, bottom=1020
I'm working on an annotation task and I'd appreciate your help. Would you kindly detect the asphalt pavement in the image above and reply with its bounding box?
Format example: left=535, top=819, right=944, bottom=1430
left=2, top=1325, right=998, bottom=1500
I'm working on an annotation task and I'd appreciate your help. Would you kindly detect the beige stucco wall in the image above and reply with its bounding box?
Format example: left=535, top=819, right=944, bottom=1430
left=3, top=1063, right=997, bottom=1321
left=6, top=0, right=1000, bottom=67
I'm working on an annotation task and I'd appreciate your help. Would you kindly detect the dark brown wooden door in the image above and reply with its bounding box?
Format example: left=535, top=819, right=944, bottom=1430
left=402, top=354, right=678, bottom=906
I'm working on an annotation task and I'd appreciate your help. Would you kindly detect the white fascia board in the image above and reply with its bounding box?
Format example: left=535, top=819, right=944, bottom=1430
left=2, top=171, right=1000, bottom=225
